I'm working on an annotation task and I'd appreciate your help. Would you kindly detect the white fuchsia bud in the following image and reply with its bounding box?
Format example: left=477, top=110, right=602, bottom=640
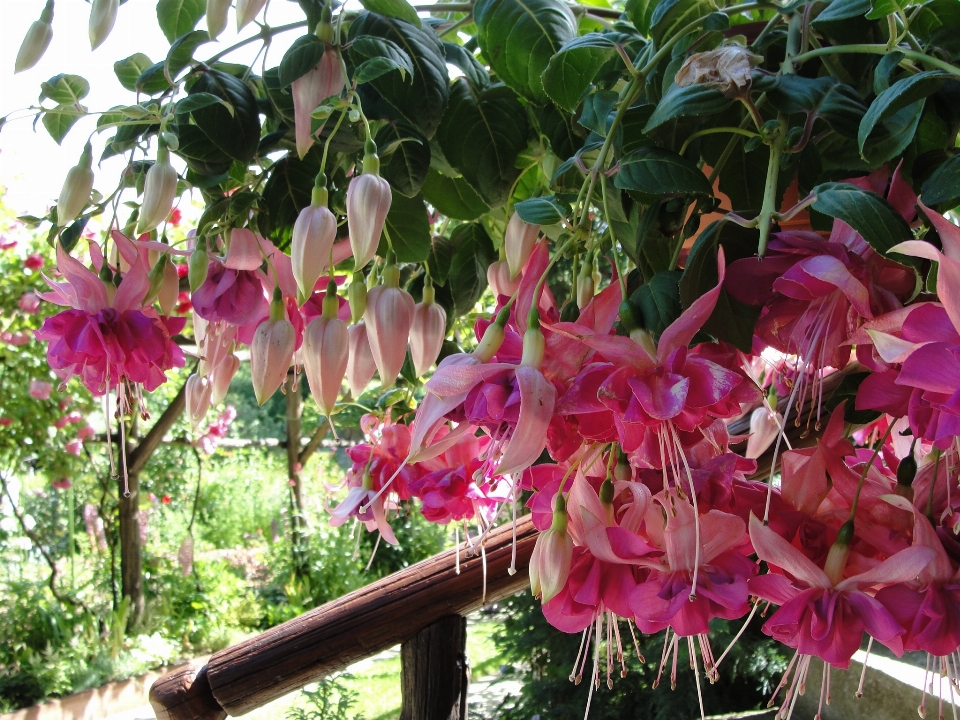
left=293, top=45, right=346, bottom=159
left=487, top=259, right=520, bottom=299
left=236, top=0, right=267, bottom=30
left=347, top=322, right=376, bottom=397
left=158, top=256, right=180, bottom=315
left=250, top=289, right=295, bottom=405
left=206, top=0, right=231, bottom=39
left=346, top=142, right=391, bottom=271
left=224, top=228, right=263, bottom=271
left=15, top=0, right=54, bottom=74
left=89, top=0, right=118, bottom=50
left=136, top=145, right=178, bottom=236
left=746, top=406, right=782, bottom=459
left=211, top=351, right=240, bottom=405
left=303, top=282, right=348, bottom=417
left=409, top=283, right=446, bottom=377
left=58, top=142, right=94, bottom=225
left=365, top=261, right=414, bottom=388
left=291, top=182, right=336, bottom=302
left=186, top=373, right=213, bottom=430
left=530, top=495, right=573, bottom=602
left=504, top=212, right=539, bottom=279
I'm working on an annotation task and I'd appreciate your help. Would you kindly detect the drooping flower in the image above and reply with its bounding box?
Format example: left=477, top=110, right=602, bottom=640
left=250, top=290, right=295, bottom=405
left=293, top=47, right=346, bottom=159
left=504, top=212, right=539, bottom=279
left=15, top=0, right=54, bottom=73
left=302, top=282, right=348, bottom=418
left=29, top=380, right=53, bottom=400
left=346, top=144, right=392, bottom=271
left=409, top=282, right=446, bottom=377
left=291, top=184, right=337, bottom=301
left=364, top=261, right=414, bottom=388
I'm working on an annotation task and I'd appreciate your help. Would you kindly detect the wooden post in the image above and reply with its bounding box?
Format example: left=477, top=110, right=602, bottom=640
left=400, top=616, right=469, bottom=720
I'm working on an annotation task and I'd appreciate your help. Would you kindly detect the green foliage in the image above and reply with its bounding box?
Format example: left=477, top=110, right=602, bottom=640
left=286, top=675, right=366, bottom=720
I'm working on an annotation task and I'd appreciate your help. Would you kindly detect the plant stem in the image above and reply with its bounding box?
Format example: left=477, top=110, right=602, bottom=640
left=204, top=21, right=307, bottom=65
left=792, top=44, right=960, bottom=77
left=679, top=126, right=759, bottom=156
left=849, top=423, right=894, bottom=520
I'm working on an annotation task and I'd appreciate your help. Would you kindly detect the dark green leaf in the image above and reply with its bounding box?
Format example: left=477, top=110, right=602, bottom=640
left=175, top=92, right=228, bottom=115
left=350, top=36, right=415, bottom=82
left=811, top=0, right=872, bottom=27
left=632, top=270, right=683, bottom=338
left=189, top=69, right=262, bottom=163
left=541, top=33, right=631, bottom=112
left=42, top=106, right=83, bottom=144
left=359, top=0, right=421, bottom=28
left=355, top=57, right=408, bottom=83
left=811, top=182, right=913, bottom=255
left=861, top=100, right=925, bottom=166
left=817, top=83, right=869, bottom=138
left=136, top=62, right=174, bottom=95
left=615, top=146, right=713, bottom=202
left=514, top=196, right=566, bottom=225
left=649, top=0, right=712, bottom=47
left=40, top=75, right=89, bottom=105
left=643, top=83, right=731, bottom=132
left=175, top=123, right=234, bottom=176
left=376, top=121, right=430, bottom=197
left=378, top=191, right=431, bottom=262
left=258, top=153, right=318, bottom=250
left=114, top=53, right=153, bottom=92
left=263, top=67, right=295, bottom=125
left=157, top=0, right=205, bottom=42
left=166, top=30, right=211, bottom=80
left=702, top=11, right=729, bottom=30
left=872, top=51, right=904, bottom=94
left=279, top=35, right=325, bottom=87
left=578, top=88, right=617, bottom=135
left=825, top=371, right=881, bottom=425
left=866, top=0, right=902, bottom=18
left=625, top=0, right=655, bottom=35
left=921, top=154, right=960, bottom=207
left=428, top=234, right=456, bottom=285
left=442, top=42, right=490, bottom=90
left=436, top=79, right=529, bottom=208
left=474, top=0, right=577, bottom=104
left=59, top=217, right=89, bottom=253
left=911, top=0, right=960, bottom=49
left=421, top=169, right=490, bottom=220
left=349, top=12, right=449, bottom=139
left=447, top=223, right=495, bottom=315
left=859, top=71, right=947, bottom=159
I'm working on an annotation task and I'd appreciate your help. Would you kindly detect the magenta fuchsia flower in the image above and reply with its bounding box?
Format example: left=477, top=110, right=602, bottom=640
left=192, top=259, right=268, bottom=327
left=408, top=433, right=499, bottom=524
left=24, top=253, right=44, bottom=270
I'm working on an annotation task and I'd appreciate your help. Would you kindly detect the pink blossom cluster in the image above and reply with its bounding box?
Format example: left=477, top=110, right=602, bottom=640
left=195, top=405, right=237, bottom=454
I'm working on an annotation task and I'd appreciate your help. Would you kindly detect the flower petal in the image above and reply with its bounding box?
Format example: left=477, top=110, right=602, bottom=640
left=749, top=513, right=831, bottom=589
left=496, top=366, right=556, bottom=477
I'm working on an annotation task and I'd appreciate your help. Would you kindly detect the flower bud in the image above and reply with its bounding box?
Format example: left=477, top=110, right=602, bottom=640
left=746, top=406, right=781, bottom=459
left=89, top=0, right=119, bottom=50
left=347, top=322, right=377, bottom=397
left=365, top=265, right=415, bottom=388
left=504, top=212, right=539, bottom=279
left=206, top=0, right=231, bottom=38
left=210, top=352, right=240, bottom=405
left=530, top=495, right=573, bottom=602
left=293, top=48, right=346, bottom=158
left=473, top=308, right=507, bottom=362
left=576, top=262, right=594, bottom=309
left=486, top=259, right=520, bottom=299
left=236, top=0, right=267, bottom=30
left=224, top=228, right=263, bottom=271
left=146, top=252, right=169, bottom=306
left=136, top=147, right=178, bottom=236
left=824, top=520, right=853, bottom=586
left=346, top=147, right=391, bottom=271
left=521, top=308, right=545, bottom=368
left=250, top=290, right=295, bottom=405
left=292, top=185, right=337, bottom=302
left=409, top=284, right=446, bottom=377
left=189, top=240, right=209, bottom=292
left=58, top=143, right=95, bottom=225
left=303, top=313, right=349, bottom=417
left=348, top=271, right=367, bottom=324
left=186, top=373, right=213, bottom=430
left=15, top=0, right=54, bottom=74
left=158, top=256, right=180, bottom=315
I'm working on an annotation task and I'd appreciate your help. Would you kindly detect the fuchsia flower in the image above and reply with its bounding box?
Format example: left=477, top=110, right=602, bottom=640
left=192, top=231, right=269, bottom=327
left=65, top=438, right=83, bottom=456
left=409, top=286, right=446, bottom=378
left=504, top=212, right=539, bottom=278
left=18, top=293, right=40, bottom=314
left=29, top=380, right=53, bottom=400
left=292, top=46, right=346, bottom=159
left=24, top=253, right=44, bottom=270
left=346, top=322, right=377, bottom=397
left=364, top=264, right=415, bottom=388
left=408, top=433, right=500, bottom=524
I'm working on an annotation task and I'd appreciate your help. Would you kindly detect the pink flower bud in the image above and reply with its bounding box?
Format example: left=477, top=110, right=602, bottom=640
left=487, top=259, right=520, bottom=299
left=206, top=0, right=231, bottom=38
left=136, top=147, right=178, bottom=236
left=303, top=316, right=349, bottom=417
left=293, top=48, right=346, bottom=159
left=58, top=143, right=94, bottom=225
left=746, top=406, right=782, bottom=459
left=224, top=228, right=264, bottom=271
left=29, top=380, right=53, bottom=400
left=250, top=295, right=295, bottom=405
left=236, top=0, right=267, bottom=30
left=347, top=322, right=376, bottom=397
left=158, top=257, right=180, bottom=315
left=346, top=173, right=391, bottom=271
left=211, top=353, right=240, bottom=405
left=18, top=293, right=40, bottom=314
left=186, top=373, right=213, bottom=430
left=89, top=0, right=118, bottom=50
left=24, top=253, right=44, bottom=270
left=292, top=198, right=337, bottom=301
left=78, top=425, right=96, bottom=441
left=504, top=212, right=539, bottom=279
left=529, top=499, right=572, bottom=602
left=365, top=271, right=414, bottom=388
left=15, top=0, right=53, bottom=73
left=409, top=290, right=446, bottom=377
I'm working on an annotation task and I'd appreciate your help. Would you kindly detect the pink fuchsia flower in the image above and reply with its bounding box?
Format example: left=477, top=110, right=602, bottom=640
left=346, top=154, right=391, bottom=271
left=185, top=373, right=213, bottom=430
left=65, top=438, right=83, bottom=456
left=487, top=259, right=520, bottom=299
left=778, top=403, right=852, bottom=517
left=18, top=293, right=40, bottom=314
left=293, top=46, right=346, bottom=159
left=364, top=263, right=414, bottom=388
left=409, top=284, right=446, bottom=377
left=2, top=331, right=31, bottom=346
left=77, top=424, right=96, bottom=441
left=24, top=253, right=44, bottom=270
left=29, top=380, right=53, bottom=400
left=408, top=433, right=497, bottom=524
left=303, top=284, right=349, bottom=418
left=530, top=495, right=574, bottom=602
left=0, top=236, right=16, bottom=250
left=54, top=411, right=83, bottom=429
left=346, top=322, right=377, bottom=397
left=504, top=212, right=540, bottom=279
left=192, top=257, right=268, bottom=327
left=291, top=187, right=337, bottom=302
left=250, top=291, right=295, bottom=405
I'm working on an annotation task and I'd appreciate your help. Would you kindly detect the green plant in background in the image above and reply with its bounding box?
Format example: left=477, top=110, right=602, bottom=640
left=285, top=675, right=366, bottom=720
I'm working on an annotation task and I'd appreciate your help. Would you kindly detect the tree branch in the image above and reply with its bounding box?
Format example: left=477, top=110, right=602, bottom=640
left=298, top=424, right=330, bottom=467
left=127, top=379, right=189, bottom=477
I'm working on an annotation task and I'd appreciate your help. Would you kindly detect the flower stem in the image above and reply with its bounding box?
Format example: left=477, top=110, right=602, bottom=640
left=791, top=44, right=960, bottom=77
left=849, top=422, right=895, bottom=521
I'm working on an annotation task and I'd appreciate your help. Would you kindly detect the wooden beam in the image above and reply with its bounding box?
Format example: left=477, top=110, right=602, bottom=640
left=400, top=615, right=468, bottom=720
left=149, top=662, right=226, bottom=720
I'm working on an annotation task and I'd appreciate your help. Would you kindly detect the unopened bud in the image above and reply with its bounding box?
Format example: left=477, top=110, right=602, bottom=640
left=145, top=252, right=169, bottom=305
left=57, top=143, right=94, bottom=225
left=15, top=0, right=54, bottom=74
left=188, top=240, right=209, bottom=292
left=504, top=212, right=539, bottom=279
left=89, top=0, right=119, bottom=50
left=346, top=170, right=391, bottom=271
left=576, top=262, right=594, bottom=309
left=136, top=146, right=178, bottom=236
left=349, top=271, right=367, bottom=324
left=521, top=310, right=545, bottom=368
left=206, top=0, right=231, bottom=38
left=236, top=0, right=267, bottom=30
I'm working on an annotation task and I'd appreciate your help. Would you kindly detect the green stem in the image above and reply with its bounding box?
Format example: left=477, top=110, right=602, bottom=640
left=320, top=108, right=349, bottom=176
left=204, top=21, right=307, bottom=65
left=679, top=126, right=759, bottom=156
left=792, top=44, right=960, bottom=77
left=438, top=13, right=473, bottom=38
left=601, top=178, right=628, bottom=299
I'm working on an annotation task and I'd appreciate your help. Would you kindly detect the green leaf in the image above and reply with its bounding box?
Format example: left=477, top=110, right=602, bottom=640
left=649, top=0, right=711, bottom=47
left=858, top=71, right=946, bottom=159
left=376, top=121, right=430, bottom=197
left=436, top=79, right=530, bottom=208
left=825, top=371, right=881, bottom=425
left=59, top=217, right=89, bottom=253
left=359, top=0, right=421, bottom=28
left=378, top=191, right=431, bottom=262
left=157, top=0, right=205, bottom=42
left=114, top=53, right=153, bottom=92
left=279, top=35, right=325, bottom=87
left=427, top=234, right=455, bottom=285
left=421, top=169, right=490, bottom=220
left=42, top=106, right=84, bottom=145
left=175, top=123, right=234, bottom=176
left=40, top=74, right=89, bottom=105
left=541, top=33, right=631, bottom=112
left=578, top=89, right=617, bottom=136
left=447, top=223, right=496, bottom=315
left=474, top=0, right=577, bottom=104
left=873, top=51, right=904, bottom=94
left=811, top=0, right=872, bottom=27
left=175, top=92, right=229, bottom=116
left=166, top=30, right=211, bottom=80
left=514, top=196, right=566, bottom=225
left=189, top=69, right=262, bottom=163
left=912, top=0, right=960, bottom=52
left=350, top=13, right=449, bottom=139
left=862, top=100, right=925, bottom=166
left=614, top=146, right=712, bottom=203
left=442, top=43, right=490, bottom=90
left=349, top=36, right=415, bottom=82
left=866, top=0, right=902, bottom=20
left=643, top=83, right=732, bottom=132
left=811, top=182, right=913, bottom=255
left=921, top=155, right=960, bottom=208
left=625, top=0, right=655, bottom=35
left=258, top=152, right=319, bottom=250
left=632, top=270, right=683, bottom=338
left=136, top=62, right=173, bottom=95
